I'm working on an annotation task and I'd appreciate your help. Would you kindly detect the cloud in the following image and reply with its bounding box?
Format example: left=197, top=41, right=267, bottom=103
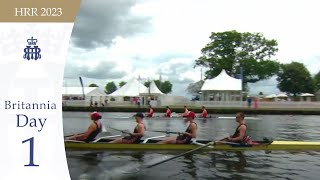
left=248, top=76, right=281, bottom=95
left=64, top=61, right=127, bottom=79
left=63, top=0, right=320, bottom=97
left=71, top=0, right=152, bottom=49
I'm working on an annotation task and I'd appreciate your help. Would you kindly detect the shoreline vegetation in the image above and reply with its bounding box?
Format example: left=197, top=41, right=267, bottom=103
left=62, top=106, right=320, bottom=115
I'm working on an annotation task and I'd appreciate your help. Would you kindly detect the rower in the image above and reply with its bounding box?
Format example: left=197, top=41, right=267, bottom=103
left=200, top=106, right=208, bottom=118
left=165, top=106, right=171, bottom=118
left=182, top=106, right=189, bottom=117
left=145, top=105, right=154, bottom=118
left=67, top=112, right=102, bottom=142
left=158, top=111, right=197, bottom=144
left=221, top=112, right=251, bottom=144
left=109, top=112, right=146, bottom=144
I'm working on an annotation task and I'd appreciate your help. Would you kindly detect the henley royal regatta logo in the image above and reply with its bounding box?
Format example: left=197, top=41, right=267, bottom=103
left=23, top=37, right=41, bottom=60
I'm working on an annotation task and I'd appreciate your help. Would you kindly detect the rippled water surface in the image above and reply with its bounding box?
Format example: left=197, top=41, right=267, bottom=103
left=64, top=112, right=320, bottom=180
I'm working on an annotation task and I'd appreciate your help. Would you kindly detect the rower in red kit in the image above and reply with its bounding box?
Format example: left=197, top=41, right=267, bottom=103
left=67, top=112, right=102, bottom=142
left=220, top=112, right=251, bottom=144
left=200, top=106, right=208, bottom=118
left=158, top=111, right=197, bottom=144
left=165, top=106, right=171, bottom=118
left=109, top=112, right=146, bottom=144
left=182, top=106, right=189, bottom=117
left=146, top=105, right=154, bottom=117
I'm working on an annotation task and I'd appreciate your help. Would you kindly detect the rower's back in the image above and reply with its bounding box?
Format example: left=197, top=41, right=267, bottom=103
left=85, top=121, right=102, bottom=142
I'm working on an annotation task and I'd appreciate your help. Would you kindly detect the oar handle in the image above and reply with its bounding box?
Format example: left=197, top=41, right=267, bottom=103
left=149, top=130, right=179, bottom=134
left=108, top=126, right=131, bottom=135
left=64, top=132, right=84, bottom=138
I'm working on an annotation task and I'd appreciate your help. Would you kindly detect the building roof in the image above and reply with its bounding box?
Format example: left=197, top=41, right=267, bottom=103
left=201, top=69, right=242, bottom=91
left=109, top=78, right=147, bottom=97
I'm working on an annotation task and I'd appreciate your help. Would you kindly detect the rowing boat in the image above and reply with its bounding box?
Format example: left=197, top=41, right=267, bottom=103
left=65, top=136, right=320, bottom=151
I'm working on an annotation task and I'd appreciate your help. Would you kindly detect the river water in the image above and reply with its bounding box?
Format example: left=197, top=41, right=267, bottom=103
left=63, top=112, right=320, bottom=180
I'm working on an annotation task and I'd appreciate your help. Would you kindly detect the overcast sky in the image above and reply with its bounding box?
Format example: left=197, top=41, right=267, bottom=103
left=63, top=0, right=320, bottom=97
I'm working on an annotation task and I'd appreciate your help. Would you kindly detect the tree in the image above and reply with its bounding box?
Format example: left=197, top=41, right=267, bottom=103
left=119, top=81, right=126, bottom=88
left=144, top=81, right=151, bottom=88
left=88, top=83, right=98, bottom=87
left=259, top=92, right=264, bottom=96
left=186, top=80, right=204, bottom=95
left=154, top=80, right=172, bottom=94
left=277, top=62, right=315, bottom=96
left=105, top=81, right=117, bottom=94
left=314, top=71, right=320, bottom=91
left=195, top=30, right=280, bottom=87
left=144, top=80, right=173, bottom=94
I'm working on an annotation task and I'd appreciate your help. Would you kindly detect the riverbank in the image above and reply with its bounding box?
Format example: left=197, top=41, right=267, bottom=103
left=62, top=106, right=320, bottom=115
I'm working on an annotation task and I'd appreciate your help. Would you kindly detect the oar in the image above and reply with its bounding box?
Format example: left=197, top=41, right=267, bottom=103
left=148, top=130, right=180, bottom=134
left=64, top=132, right=84, bottom=139
left=108, top=126, right=131, bottom=134
left=143, top=141, right=214, bottom=169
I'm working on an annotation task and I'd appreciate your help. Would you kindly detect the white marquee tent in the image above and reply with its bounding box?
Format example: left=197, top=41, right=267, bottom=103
left=62, top=87, right=107, bottom=98
left=201, top=69, right=242, bottom=101
left=277, top=93, right=288, bottom=98
left=109, top=78, right=147, bottom=97
left=140, top=81, right=164, bottom=106
left=62, top=87, right=107, bottom=106
left=140, top=81, right=164, bottom=95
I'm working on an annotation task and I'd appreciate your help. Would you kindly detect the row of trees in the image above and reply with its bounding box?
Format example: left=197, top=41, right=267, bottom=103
left=89, top=80, right=173, bottom=95
left=190, top=30, right=320, bottom=96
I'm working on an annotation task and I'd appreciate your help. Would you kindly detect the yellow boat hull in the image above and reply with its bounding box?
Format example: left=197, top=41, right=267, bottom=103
left=65, top=140, right=320, bottom=151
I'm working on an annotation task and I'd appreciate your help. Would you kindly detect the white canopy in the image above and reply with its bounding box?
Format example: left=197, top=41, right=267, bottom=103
left=62, top=87, right=107, bottom=96
left=201, top=69, right=242, bottom=91
left=300, top=93, right=314, bottom=97
left=265, top=94, right=277, bottom=98
left=109, top=78, right=147, bottom=97
left=140, top=81, right=164, bottom=95
left=277, top=93, right=288, bottom=98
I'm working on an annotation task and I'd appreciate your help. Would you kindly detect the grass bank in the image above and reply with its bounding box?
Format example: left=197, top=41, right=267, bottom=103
left=62, top=106, right=320, bottom=115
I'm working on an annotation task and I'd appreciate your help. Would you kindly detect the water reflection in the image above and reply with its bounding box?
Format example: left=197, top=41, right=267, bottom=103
left=210, top=152, right=247, bottom=172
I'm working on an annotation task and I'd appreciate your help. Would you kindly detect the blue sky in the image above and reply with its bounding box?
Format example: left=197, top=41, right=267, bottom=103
left=64, top=0, right=320, bottom=97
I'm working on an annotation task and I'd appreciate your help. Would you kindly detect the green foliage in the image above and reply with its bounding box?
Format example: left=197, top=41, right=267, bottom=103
left=88, top=83, right=98, bottom=87
left=144, top=81, right=151, bottom=88
left=195, top=30, right=280, bottom=85
left=186, top=80, right=204, bottom=95
left=145, top=80, right=172, bottom=94
left=119, top=81, right=126, bottom=87
left=314, top=71, right=320, bottom=90
left=276, top=62, right=315, bottom=95
left=105, top=81, right=117, bottom=94
left=154, top=80, right=173, bottom=94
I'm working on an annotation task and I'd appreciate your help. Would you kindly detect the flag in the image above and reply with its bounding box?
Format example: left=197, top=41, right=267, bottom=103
left=79, top=76, right=85, bottom=100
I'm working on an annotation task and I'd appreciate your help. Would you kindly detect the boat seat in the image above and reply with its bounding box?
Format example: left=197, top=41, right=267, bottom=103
left=142, top=135, right=166, bottom=144
left=93, top=135, right=122, bottom=142
left=64, top=140, right=86, bottom=143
